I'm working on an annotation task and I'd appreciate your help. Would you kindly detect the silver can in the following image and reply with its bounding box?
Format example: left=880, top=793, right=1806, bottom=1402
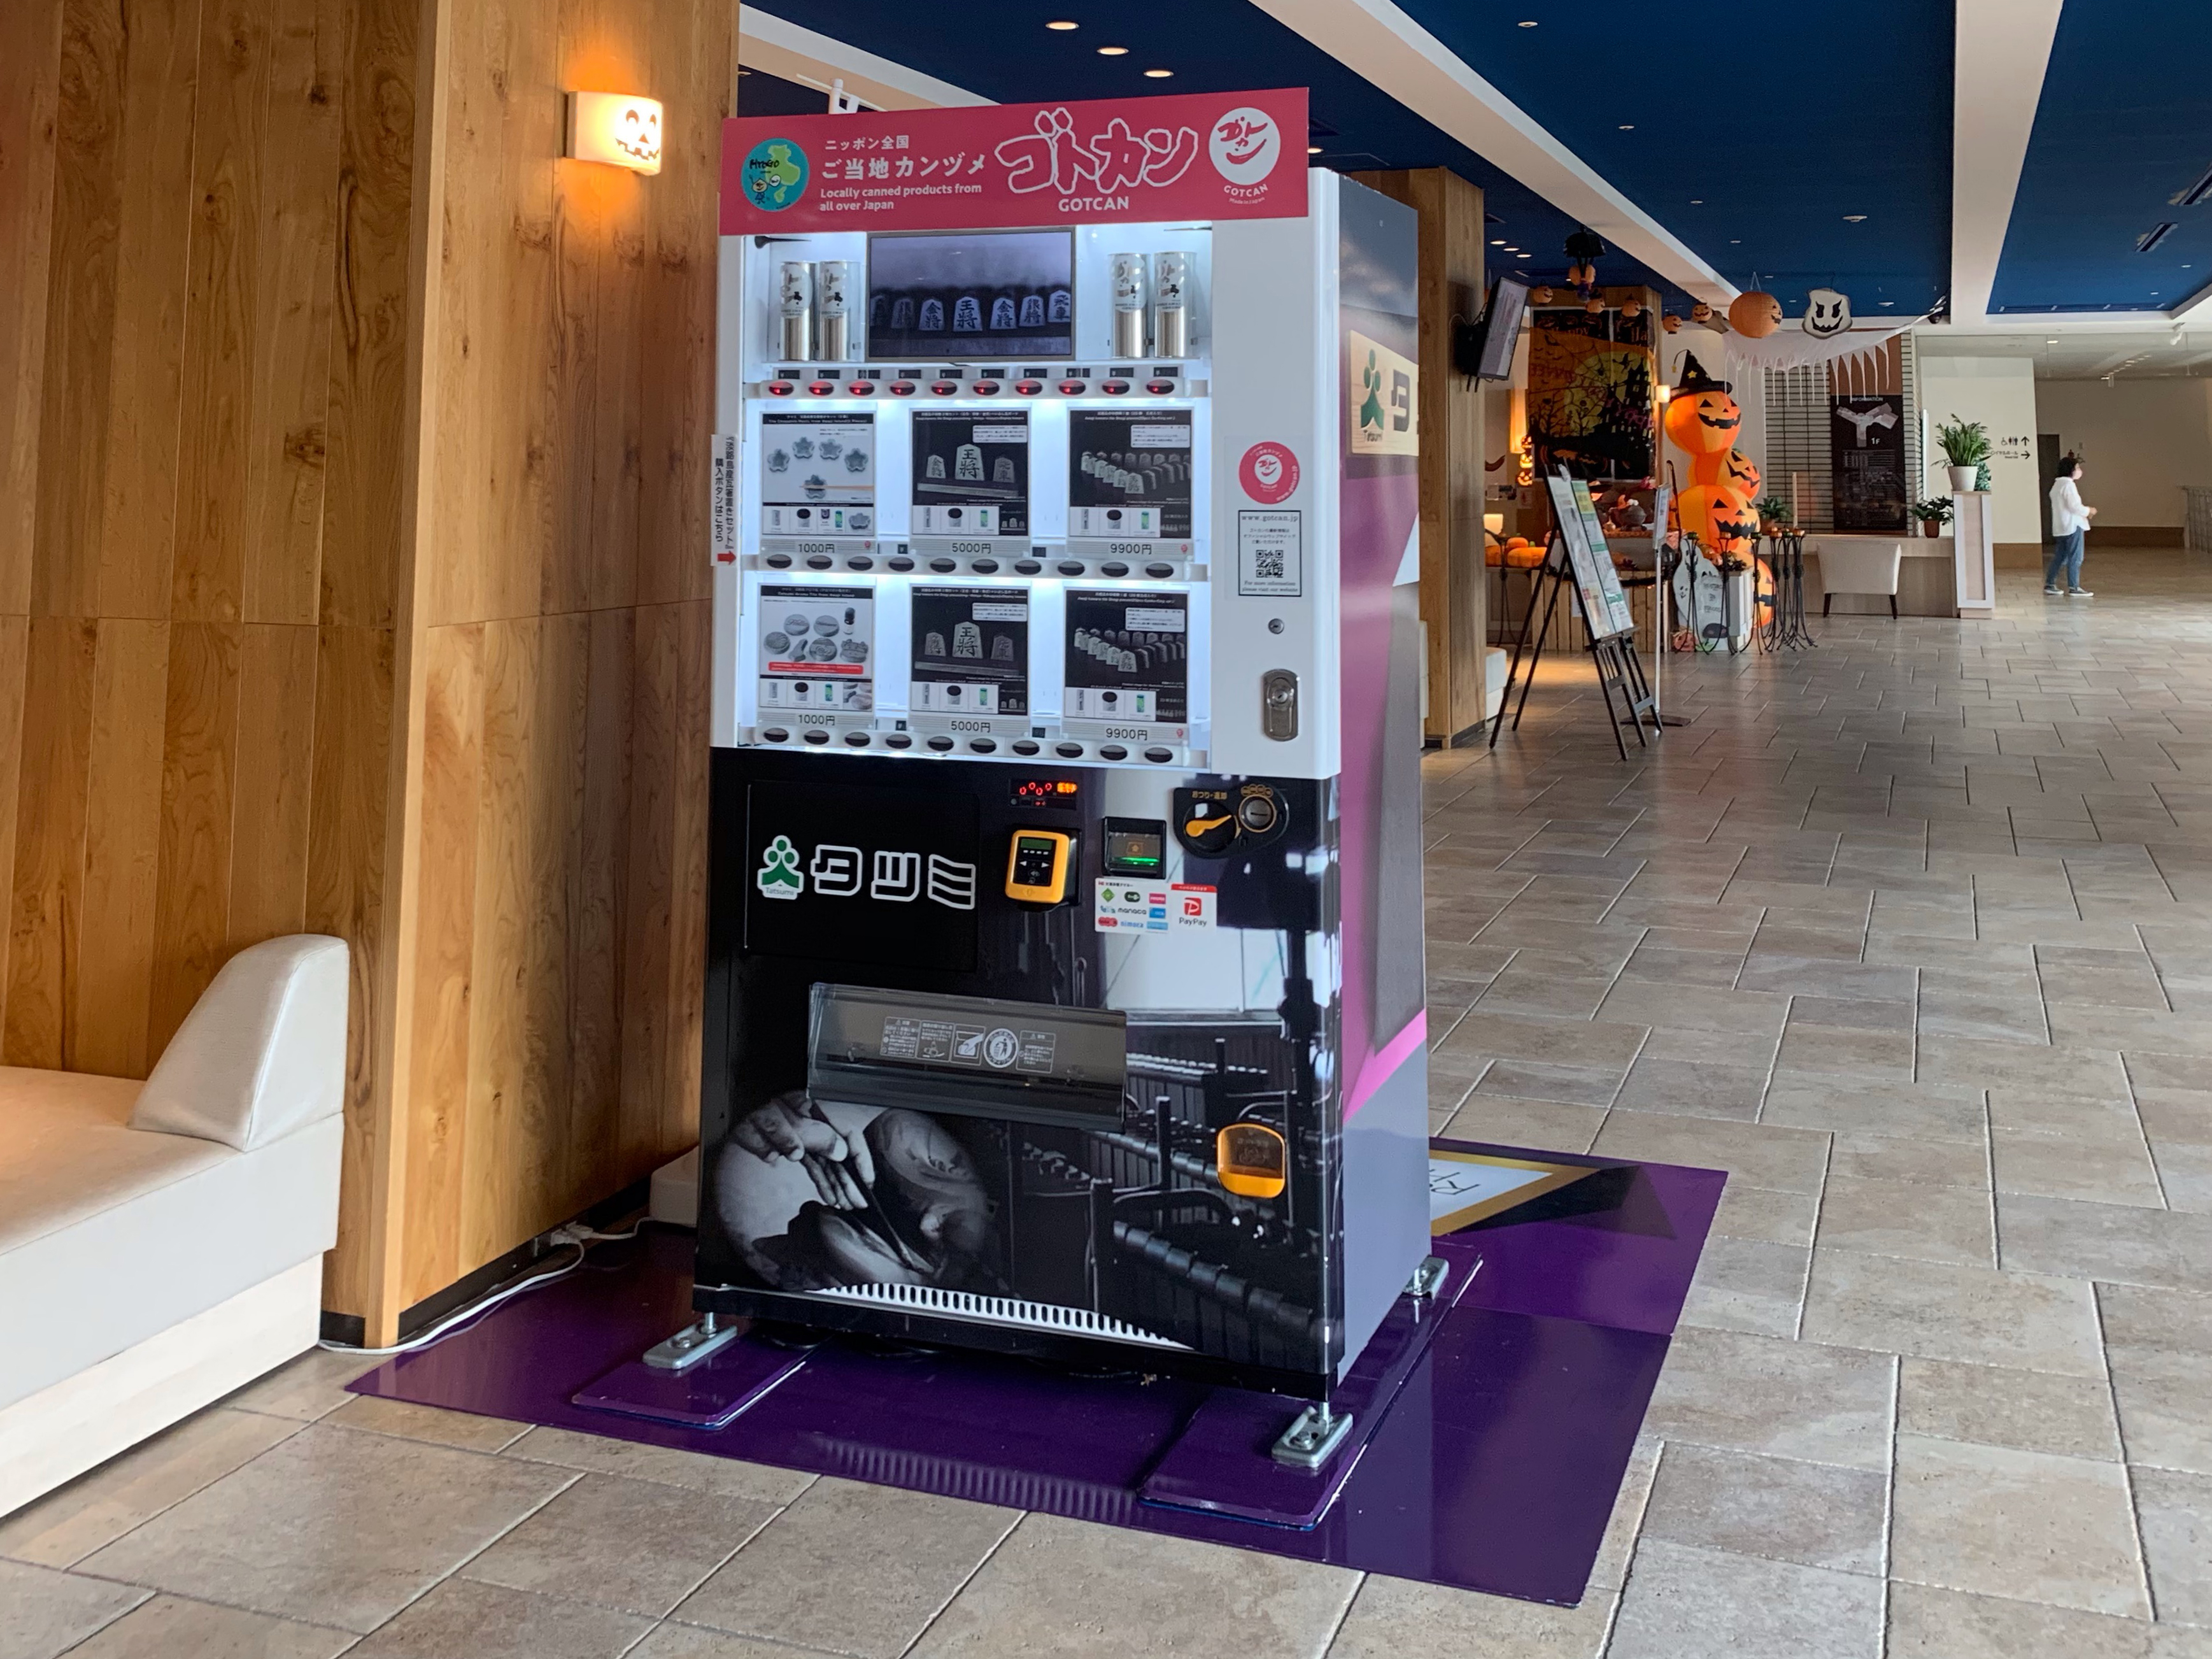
left=1110, top=252, right=1148, bottom=358
left=1152, top=250, right=1191, bottom=359
left=778, top=260, right=814, bottom=361
left=816, top=259, right=852, bottom=362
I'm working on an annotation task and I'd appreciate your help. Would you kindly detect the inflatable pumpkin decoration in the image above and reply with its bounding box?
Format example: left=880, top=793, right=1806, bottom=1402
left=1727, top=290, right=1783, bottom=338
left=1720, top=446, right=1762, bottom=498
left=1661, top=356, right=1741, bottom=457
left=1665, top=355, right=1775, bottom=622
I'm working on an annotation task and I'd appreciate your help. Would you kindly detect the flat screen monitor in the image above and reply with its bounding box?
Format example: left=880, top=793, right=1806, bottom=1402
left=866, top=230, right=1076, bottom=360
left=1475, top=276, right=1529, bottom=380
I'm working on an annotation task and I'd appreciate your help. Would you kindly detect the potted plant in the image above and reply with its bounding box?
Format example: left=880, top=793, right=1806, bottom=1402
left=1756, top=494, right=1794, bottom=534
left=1934, top=416, right=1990, bottom=492
left=1910, top=497, right=1954, bottom=539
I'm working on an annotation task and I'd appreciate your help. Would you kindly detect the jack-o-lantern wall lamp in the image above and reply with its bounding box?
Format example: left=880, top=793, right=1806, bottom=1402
left=566, top=90, right=663, bottom=174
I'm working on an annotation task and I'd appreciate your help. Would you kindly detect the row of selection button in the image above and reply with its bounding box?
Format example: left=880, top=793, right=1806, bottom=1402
left=757, top=373, right=1189, bottom=401
left=755, top=729, right=1184, bottom=764
left=759, top=551, right=1186, bottom=578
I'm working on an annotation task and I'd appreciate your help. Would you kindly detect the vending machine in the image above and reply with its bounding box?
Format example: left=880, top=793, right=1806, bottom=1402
left=697, top=90, right=1429, bottom=1406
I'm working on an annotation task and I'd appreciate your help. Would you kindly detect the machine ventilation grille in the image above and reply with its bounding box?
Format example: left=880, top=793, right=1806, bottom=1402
left=812, top=1285, right=1190, bottom=1348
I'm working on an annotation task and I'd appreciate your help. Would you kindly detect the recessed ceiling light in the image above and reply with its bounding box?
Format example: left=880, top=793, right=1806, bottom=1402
left=1491, top=238, right=1507, bottom=245
left=1689, top=199, right=1703, bottom=204
left=1619, top=124, right=1634, bottom=130
left=1880, top=299, right=1895, bottom=305
left=1046, top=18, right=1079, bottom=28
left=1518, top=18, right=1538, bottom=25
left=1730, top=239, right=1741, bottom=244
left=1096, top=44, right=1129, bottom=55
left=1307, top=145, right=1322, bottom=155
left=2046, top=338, right=2060, bottom=344
left=1142, top=67, right=1173, bottom=76
left=1844, top=214, right=1867, bottom=222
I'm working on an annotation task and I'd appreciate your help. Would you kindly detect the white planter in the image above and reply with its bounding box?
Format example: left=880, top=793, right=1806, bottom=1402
left=1947, top=465, right=1978, bottom=491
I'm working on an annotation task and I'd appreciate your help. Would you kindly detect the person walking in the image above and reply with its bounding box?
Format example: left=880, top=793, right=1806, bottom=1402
left=2046, top=455, right=2097, bottom=597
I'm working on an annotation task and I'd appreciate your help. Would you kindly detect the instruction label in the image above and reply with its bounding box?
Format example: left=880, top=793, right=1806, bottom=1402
left=1237, top=509, right=1302, bottom=597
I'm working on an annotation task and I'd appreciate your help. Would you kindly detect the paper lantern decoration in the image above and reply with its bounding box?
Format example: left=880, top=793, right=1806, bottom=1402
left=1803, top=287, right=1852, bottom=338
left=1690, top=301, right=1713, bottom=324
left=1530, top=285, right=1554, bottom=304
left=1661, top=313, right=1682, bottom=334
left=1727, top=290, right=1783, bottom=338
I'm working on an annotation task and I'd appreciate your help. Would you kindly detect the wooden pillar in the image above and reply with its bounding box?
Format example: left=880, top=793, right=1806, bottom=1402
left=1348, top=168, right=1487, bottom=745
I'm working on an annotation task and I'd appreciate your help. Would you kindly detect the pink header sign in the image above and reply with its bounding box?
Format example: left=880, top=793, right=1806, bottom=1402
left=721, top=89, right=1310, bottom=234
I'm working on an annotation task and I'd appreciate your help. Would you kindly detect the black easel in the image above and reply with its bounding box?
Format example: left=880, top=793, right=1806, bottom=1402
left=1489, top=530, right=1661, bottom=760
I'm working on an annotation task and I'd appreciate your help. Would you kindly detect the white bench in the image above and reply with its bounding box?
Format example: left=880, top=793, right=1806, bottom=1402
left=0, top=936, right=348, bottom=1516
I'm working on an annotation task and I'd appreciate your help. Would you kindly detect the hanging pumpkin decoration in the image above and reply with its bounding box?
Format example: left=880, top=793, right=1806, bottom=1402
left=1620, top=298, right=1643, bottom=320
left=1661, top=355, right=1740, bottom=456
left=1584, top=295, right=1605, bottom=315
left=1727, top=290, right=1783, bottom=339
left=1661, top=313, right=1682, bottom=334
left=1531, top=285, right=1554, bottom=305
left=1564, top=228, right=1607, bottom=301
left=1690, top=301, right=1713, bottom=324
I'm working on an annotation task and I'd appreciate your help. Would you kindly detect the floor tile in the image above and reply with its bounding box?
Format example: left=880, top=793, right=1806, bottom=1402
left=1640, top=1442, right=1887, bottom=1574
left=1815, top=1173, right=1996, bottom=1266
left=1612, top=1055, right=1768, bottom=1121
left=1994, top=1130, right=2167, bottom=1206
left=1801, top=1249, right=2105, bottom=1376
left=1824, top=1130, right=1991, bottom=1189
left=1471, top=1060, right=1625, bottom=1106
left=0, top=1407, right=298, bottom=1569
left=2135, top=1467, right=2212, bottom=1626
left=1589, top=1113, right=1830, bottom=1194
left=1890, top=1432, right=2149, bottom=1616
left=76, top=1423, right=576, bottom=1634
left=1711, top=1184, right=1820, bottom=1247
left=500, top=1428, right=814, bottom=1504
left=1918, top=1036, right=2132, bottom=1100
left=1441, top=1093, right=1605, bottom=1153
left=1607, top=1538, right=1883, bottom=1659
left=1587, top=1435, right=1659, bottom=1593
left=1326, top=1576, right=1615, bottom=1658
left=1898, top=1356, right=2123, bottom=1460
left=0, top=1558, right=148, bottom=1659
left=1997, top=1192, right=2212, bottom=1289
left=1643, top=1326, right=1894, bottom=1470
left=627, top=1627, right=802, bottom=1659
left=1887, top=1581, right=2212, bottom=1658
left=2101, top=1283, right=2212, bottom=1474
left=676, top=1477, right=1017, bottom=1657
left=58, top=1595, right=353, bottom=1659
left=463, top=1472, right=779, bottom=1618
left=346, top=1579, right=651, bottom=1659
left=222, top=1350, right=383, bottom=1424
left=1436, top=1009, right=1650, bottom=1069
left=1679, top=1237, right=1810, bottom=1336
left=907, top=1512, right=1358, bottom=1658
left=326, top=1395, right=529, bottom=1453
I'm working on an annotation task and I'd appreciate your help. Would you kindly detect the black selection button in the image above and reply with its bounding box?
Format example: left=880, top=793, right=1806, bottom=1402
left=1100, top=562, right=1128, bottom=578
left=765, top=553, right=793, bottom=569
left=1101, top=380, right=1129, bottom=395
left=970, top=559, right=998, bottom=574
left=890, top=382, right=917, bottom=396
left=1144, top=746, right=1174, bottom=764
left=1011, top=739, right=1040, bottom=755
left=1055, top=742, right=1085, bottom=759
left=802, top=729, right=830, bottom=745
left=884, top=733, right=913, bottom=750
left=1014, top=560, right=1042, bottom=574
left=973, top=381, right=1001, bottom=396
left=762, top=728, right=790, bottom=743
left=846, top=555, right=873, bottom=571
left=887, top=557, right=915, bottom=572
left=1098, top=744, right=1128, bottom=761
left=931, top=381, right=959, bottom=395
left=1014, top=381, right=1042, bottom=395
left=1056, top=560, right=1085, bottom=576
left=968, top=738, right=997, bottom=754
left=805, top=555, right=832, bottom=570
left=843, top=731, right=871, bottom=747
left=1145, top=380, right=1175, bottom=395
left=926, top=736, right=956, bottom=752
left=929, top=557, right=958, bottom=573
left=1145, top=562, right=1175, bottom=578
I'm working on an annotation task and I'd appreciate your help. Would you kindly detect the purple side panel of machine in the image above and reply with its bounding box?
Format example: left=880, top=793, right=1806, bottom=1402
left=350, top=1151, right=1722, bottom=1606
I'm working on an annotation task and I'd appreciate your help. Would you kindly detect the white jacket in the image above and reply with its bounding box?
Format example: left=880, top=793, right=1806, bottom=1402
left=2050, top=476, right=2092, bottom=536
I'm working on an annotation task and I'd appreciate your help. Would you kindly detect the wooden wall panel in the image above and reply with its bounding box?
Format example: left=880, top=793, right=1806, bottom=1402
left=6, top=0, right=721, bottom=1341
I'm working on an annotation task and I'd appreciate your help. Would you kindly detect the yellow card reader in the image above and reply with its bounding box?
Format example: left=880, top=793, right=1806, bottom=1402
left=1216, top=1123, right=1288, bottom=1199
left=1005, top=829, right=1076, bottom=904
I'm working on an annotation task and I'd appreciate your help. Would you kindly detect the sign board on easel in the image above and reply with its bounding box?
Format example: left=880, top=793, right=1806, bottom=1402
left=1547, top=476, right=1630, bottom=641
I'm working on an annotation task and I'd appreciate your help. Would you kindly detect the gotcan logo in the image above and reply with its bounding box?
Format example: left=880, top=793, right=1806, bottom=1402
left=1208, top=108, right=1281, bottom=189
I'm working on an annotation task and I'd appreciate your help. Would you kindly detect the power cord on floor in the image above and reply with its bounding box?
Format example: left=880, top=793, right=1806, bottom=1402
left=319, top=1221, right=642, bottom=1358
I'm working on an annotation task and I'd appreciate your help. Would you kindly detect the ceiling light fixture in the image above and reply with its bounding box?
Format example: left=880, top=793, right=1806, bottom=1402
left=1046, top=18, right=1079, bottom=28
left=1844, top=214, right=1867, bottom=222
left=1096, top=45, right=1130, bottom=55
left=1689, top=199, right=1703, bottom=204
left=1517, top=18, right=1538, bottom=26
left=1491, top=238, right=1507, bottom=245
left=1307, top=145, right=1322, bottom=155
left=1619, top=124, right=1634, bottom=130
left=1142, top=67, right=1173, bottom=76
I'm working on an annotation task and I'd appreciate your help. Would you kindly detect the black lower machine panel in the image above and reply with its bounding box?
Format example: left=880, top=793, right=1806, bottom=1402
left=696, top=748, right=1345, bottom=1396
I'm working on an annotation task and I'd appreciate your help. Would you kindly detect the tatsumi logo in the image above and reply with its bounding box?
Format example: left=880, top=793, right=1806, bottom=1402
left=756, top=834, right=977, bottom=910
left=1208, top=108, right=1281, bottom=188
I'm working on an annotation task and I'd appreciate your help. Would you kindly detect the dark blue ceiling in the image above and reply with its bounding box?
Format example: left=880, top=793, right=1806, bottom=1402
left=1992, top=0, right=2212, bottom=314
left=1393, top=0, right=1953, bottom=320
left=744, top=0, right=1704, bottom=311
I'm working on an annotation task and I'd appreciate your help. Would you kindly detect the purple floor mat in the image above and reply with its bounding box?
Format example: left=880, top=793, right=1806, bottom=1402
left=351, top=1141, right=1722, bottom=1606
